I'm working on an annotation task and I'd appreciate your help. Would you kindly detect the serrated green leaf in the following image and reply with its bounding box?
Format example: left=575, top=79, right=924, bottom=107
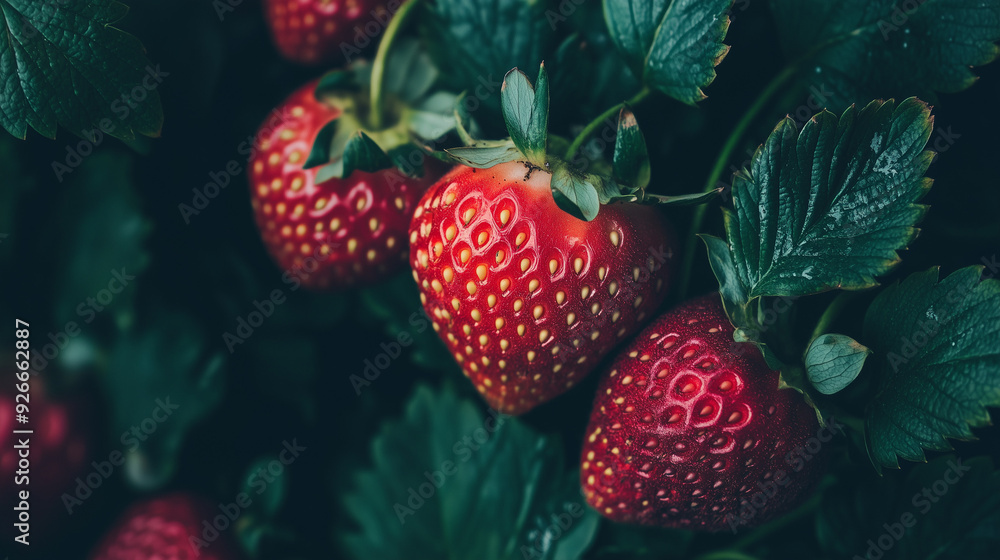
left=818, top=455, right=1000, bottom=559
left=805, top=333, right=869, bottom=395
left=445, top=140, right=522, bottom=169
left=0, top=0, right=164, bottom=140
left=551, top=165, right=601, bottom=222
left=603, top=0, right=732, bottom=104
left=342, top=131, right=394, bottom=178
left=727, top=98, right=934, bottom=299
left=861, top=266, right=1000, bottom=470
left=611, top=105, right=650, bottom=191
left=500, top=66, right=548, bottom=165
left=106, top=308, right=226, bottom=489
left=772, top=0, right=1000, bottom=111
left=339, top=385, right=599, bottom=560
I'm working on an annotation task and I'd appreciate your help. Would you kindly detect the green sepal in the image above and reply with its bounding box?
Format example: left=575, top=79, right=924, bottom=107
left=445, top=140, right=522, bottom=168
left=454, top=91, right=482, bottom=145
left=304, top=119, right=339, bottom=170
left=342, top=131, right=395, bottom=178
left=551, top=164, right=602, bottom=221
left=612, top=105, right=650, bottom=191
left=500, top=64, right=549, bottom=166
left=643, top=187, right=724, bottom=206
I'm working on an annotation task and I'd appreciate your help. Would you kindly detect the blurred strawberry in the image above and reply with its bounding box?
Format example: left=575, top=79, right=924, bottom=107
left=249, top=79, right=441, bottom=289
left=263, top=0, right=389, bottom=66
left=0, top=374, right=92, bottom=536
left=89, top=493, right=243, bottom=560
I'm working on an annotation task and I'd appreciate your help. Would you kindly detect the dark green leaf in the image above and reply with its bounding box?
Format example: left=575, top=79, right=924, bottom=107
left=727, top=98, right=934, bottom=299
left=339, top=385, right=599, bottom=560
left=603, top=0, right=732, bottom=104
left=105, top=308, right=226, bottom=489
left=315, top=69, right=361, bottom=97
left=861, top=266, right=1000, bottom=470
left=818, top=455, right=1000, bottom=559
left=445, top=140, right=523, bottom=168
left=772, top=0, right=1000, bottom=110
left=0, top=0, right=164, bottom=140
left=420, top=0, right=555, bottom=117
left=611, top=106, right=650, bottom=190
left=388, top=144, right=426, bottom=178
left=699, top=235, right=751, bottom=329
left=500, top=66, right=548, bottom=165
left=51, top=151, right=149, bottom=330
left=342, top=131, right=394, bottom=178
left=358, top=272, right=454, bottom=373
left=805, top=333, right=870, bottom=395
left=551, top=165, right=601, bottom=222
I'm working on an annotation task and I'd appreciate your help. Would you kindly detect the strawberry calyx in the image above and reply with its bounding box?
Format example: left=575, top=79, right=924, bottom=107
left=438, top=63, right=722, bottom=221
left=304, top=4, right=456, bottom=183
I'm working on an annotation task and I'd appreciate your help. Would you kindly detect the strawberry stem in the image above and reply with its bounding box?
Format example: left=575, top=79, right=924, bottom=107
left=565, top=87, right=651, bottom=162
left=810, top=292, right=857, bottom=341
left=369, top=0, right=421, bottom=130
left=674, top=65, right=797, bottom=300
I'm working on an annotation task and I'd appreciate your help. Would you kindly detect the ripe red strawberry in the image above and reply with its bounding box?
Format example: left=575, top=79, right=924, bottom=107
left=89, top=493, right=242, bottom=560
left=409, top=161, right=676, bottom=414
left=0, top=375, right=91, bottom=533
left=250, top=79, right=437, bottom=289
left=581, top=294, right=824, bottom=531
left=263, top=0, right=387, bottom=66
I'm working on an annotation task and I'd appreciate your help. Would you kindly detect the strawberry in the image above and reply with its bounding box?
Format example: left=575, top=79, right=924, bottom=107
left=580, top=294, right=824, bottom=531
left=0, top=375, right=92, bottom=534
left=249, top=78, right=439, bottom=290
left=89, top=493, right=242, bottom=560
left=263, top=0, right=387, bottom=66
left=409, top=161, right=676, bottom=414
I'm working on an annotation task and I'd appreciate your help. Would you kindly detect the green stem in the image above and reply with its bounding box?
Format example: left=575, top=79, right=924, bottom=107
left=369, top=0, right=421, bottom=130
left=675, top=65, right=798, bottom=300
left=564, top=87, right=652, bottom=161
left=810, top=292, right=856, bottom=341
